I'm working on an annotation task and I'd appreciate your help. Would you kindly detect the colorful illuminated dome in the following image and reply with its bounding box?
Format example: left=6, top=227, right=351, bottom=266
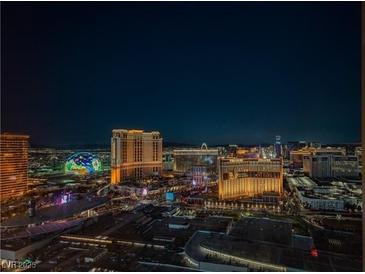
left=65, top=152, right=102, bottom=175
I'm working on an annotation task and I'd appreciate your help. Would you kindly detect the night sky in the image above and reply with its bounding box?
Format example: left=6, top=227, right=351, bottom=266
left=1, top=2, right=361, bottom=146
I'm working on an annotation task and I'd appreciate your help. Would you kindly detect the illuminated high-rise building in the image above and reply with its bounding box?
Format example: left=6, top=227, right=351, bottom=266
left=275, top=135, right=282, bottom=157
left=218, top=157, right=283, bottom=200
left=0, top=133, right=29, bottom=201
left=111, top=129, right=162, bottom=184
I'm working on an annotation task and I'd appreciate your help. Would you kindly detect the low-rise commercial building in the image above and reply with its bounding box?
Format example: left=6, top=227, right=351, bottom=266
left=286, top=176, right=362, bottom=211
left=297, top=191, right=345, bottom=211
left=184, top=227, right=359, bottom=271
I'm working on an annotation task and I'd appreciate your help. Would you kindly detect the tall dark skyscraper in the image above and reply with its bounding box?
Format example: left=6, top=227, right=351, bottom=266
left=275, top=135, right=282, bottom=158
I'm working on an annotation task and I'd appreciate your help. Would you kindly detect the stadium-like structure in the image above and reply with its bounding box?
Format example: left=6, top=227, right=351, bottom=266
left=65, top=152, right=102, bottom=175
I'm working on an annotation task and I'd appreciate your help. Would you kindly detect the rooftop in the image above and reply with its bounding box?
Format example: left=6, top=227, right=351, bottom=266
left=185, top=231, right=361, bottom=271
left=1, top=196, right=109, bottom=227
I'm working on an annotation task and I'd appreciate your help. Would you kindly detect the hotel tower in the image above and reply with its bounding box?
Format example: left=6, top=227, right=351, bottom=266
left=111, top=129, right=162, bottom=184
left=0, top=133, right=29, bottom=201
left=218, top=157, right=283, bottom=200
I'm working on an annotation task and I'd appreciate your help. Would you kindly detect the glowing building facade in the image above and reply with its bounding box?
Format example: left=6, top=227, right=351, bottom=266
left=218, top=157, right=283, bottom=200
left=111, top=129, right=162, bottom=184
left=0, top=134, right=29, bottom=201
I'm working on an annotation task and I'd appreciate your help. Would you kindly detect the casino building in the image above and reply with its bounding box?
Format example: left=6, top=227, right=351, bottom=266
left=111, top=129, right=162, bottom=184
left=0, top=133, right=29, bottom=201
left=218, top=157, right=283, bottom=200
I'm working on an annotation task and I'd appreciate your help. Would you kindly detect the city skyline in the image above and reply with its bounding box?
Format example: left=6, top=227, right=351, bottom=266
left=2, top=2, right=361, bottom=146
left=0, top=2, right=363, bottom=272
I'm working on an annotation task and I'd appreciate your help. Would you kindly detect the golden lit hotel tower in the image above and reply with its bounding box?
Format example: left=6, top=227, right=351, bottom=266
left=111, top=129, right=162, bottom=184
left=0, top=134, right=29, bottom=201
left=218, top=157, right=283, bottom=200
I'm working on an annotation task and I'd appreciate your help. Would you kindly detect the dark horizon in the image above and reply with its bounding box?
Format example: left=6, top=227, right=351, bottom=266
left=1, top=2, right=361, bottom=146
left=27, top=141, right=362, bottom=150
